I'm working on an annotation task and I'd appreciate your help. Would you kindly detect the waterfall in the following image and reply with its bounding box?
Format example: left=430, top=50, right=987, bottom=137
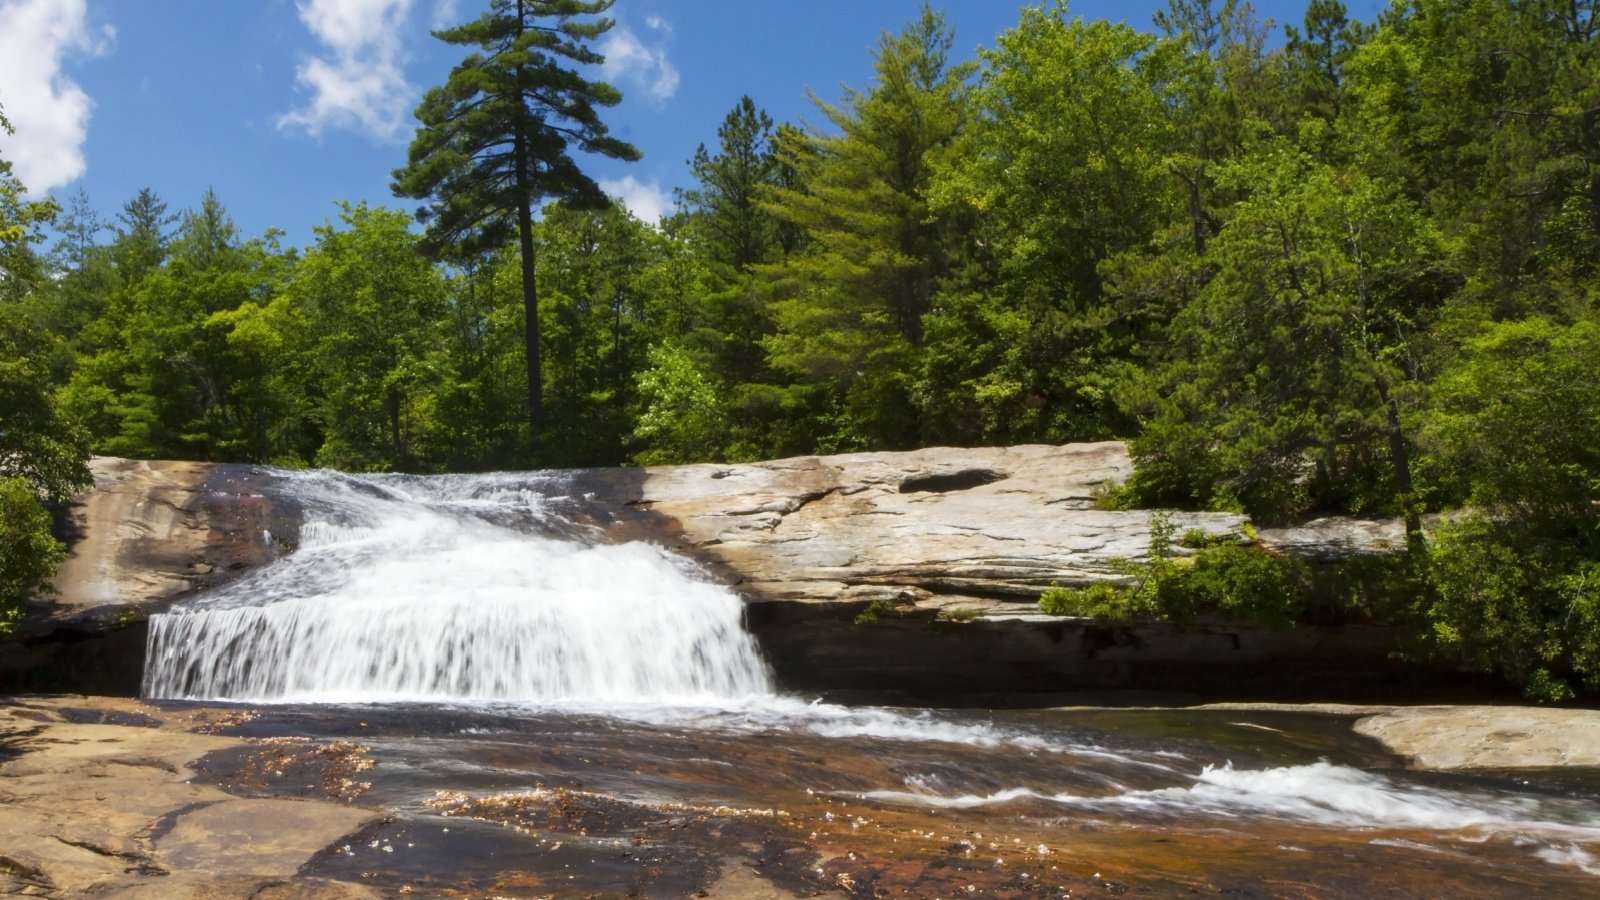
left=142, top=469, right=774, bottom=703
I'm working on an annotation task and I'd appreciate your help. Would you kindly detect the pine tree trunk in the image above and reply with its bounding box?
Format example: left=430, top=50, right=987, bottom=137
left=516, top=154, right=543, bottom=448
left=513, top=0, right=542, bottom=450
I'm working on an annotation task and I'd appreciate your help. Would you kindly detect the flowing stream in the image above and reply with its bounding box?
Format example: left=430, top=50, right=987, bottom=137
left=141, top=468, right=1600, bottom=895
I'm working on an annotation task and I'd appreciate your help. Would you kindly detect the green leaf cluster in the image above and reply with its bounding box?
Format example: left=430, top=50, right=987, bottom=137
left=1039, top=515, right=1310, bottom=628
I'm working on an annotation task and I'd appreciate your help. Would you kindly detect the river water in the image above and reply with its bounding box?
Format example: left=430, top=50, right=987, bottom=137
left=142, top=469, right=1600, bottom=896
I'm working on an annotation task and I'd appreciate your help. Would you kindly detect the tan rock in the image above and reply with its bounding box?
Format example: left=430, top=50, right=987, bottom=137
left=42, top=457, right=290, bottom=625
left=0, top=698, right=380, bottom=897
left=594, top=442, right=1250, bottom=610
left=1354, top=705, right=1600, bottom=769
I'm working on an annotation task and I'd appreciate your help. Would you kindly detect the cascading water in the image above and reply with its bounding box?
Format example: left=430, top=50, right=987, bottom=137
left=143, top=469, right=773, bottom=703
left=136, top=468, right=1600, bottom=887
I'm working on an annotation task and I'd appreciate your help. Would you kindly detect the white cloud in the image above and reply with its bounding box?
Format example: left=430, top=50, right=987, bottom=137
left=0, top=0, right=113, bottom=194
left=643, top=14, right=670, bottom=35
left=278, top=0, right=416, bottom=141
left=600, top=175, right=669, bottom=225
left=599, top=21, right=678, bottom=103
left=430, top=0, right=460, bottom=28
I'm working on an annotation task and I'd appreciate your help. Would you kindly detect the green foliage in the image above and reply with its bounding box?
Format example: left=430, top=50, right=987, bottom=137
left=0, top=105, right=61, bottom=305
left=1414, top=312, right=1600, bottom=700
left=0, top=477, right=64, bottom=632
left=1422, top=316, right=1600, bottom=522
left=1039, top=581, right=1145, bottom=621
left=0, top=122, right=89, bottom=629
left=853, top=598, right=900, bottom=626
left=761, top=2, right=973, bottom=450
left=632, top=342, right=727, bottom=465
left=1123, top=140, right=1444, bottom=524
left=1, top=315, right=90, bottom=503
left=921, top=3, right=1183, bottom=445
left=1426, top=516, right=1600, bottom=703
left=1039, top=513, right=1309, bottom=628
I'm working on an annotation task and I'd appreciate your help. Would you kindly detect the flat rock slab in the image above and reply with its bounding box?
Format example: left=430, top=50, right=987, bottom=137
left=0, top=698, right=379, bottom=897
left=1354, top=705, right=1600, bottom=769
left=157, top=799, right=376, bottom=877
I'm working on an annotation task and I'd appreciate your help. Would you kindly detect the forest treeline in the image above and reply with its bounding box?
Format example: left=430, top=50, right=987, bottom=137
left=3, top=0, right=1599, bottom=697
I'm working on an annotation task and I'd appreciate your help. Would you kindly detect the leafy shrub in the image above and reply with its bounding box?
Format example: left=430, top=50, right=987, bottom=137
left=1039, top=581, right=1140, bottom=619
left=1426, top=515, right=1600, bottom=702
left=1037, top=513, right=1307, bottom=628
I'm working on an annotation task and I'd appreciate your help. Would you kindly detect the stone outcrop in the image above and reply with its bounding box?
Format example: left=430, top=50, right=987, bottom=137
left=44, top=457, right=295, bottom=623
left=5, top=458, right=295, bottom=694
left=0, top=697, right=380, bottom=898
left=583, top=442, right=1239, bottom=615
left=1354, top=706, right=1600, bottom=769
left=35, top=443, right=1415, bottom=622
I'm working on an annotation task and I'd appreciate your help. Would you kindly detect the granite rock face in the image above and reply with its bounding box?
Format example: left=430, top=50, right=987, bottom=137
left=35, top=443, right=1412, bottom=620
left=580, top=442, right=1245, bottom=615
left=581, top=442, right=1407, bottom=617
left=43, top=457, right=296, bottom=624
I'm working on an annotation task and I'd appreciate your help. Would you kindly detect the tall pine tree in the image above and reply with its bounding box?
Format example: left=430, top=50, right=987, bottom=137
left=393, top=0, right=640, bottom=451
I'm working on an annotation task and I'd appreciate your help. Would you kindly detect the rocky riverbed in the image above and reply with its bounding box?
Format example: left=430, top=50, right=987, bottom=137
left=4, top=695, right=1599, bottom=897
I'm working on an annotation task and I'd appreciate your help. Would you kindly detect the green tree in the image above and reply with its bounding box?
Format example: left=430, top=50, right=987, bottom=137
left=680, top=96, right=780, bottom=272
left=535, top=201, right=659, bottom=465
left=1422, top=316, right=1600, bottom=699
left=677, top=97, right=784, bottom=387
left=923, top=4, right=1181, bottom=444
left=392, top=0, right=641, bottom=454
left=1127, top=142, right=1445, bottom=527
left=0, top=109, right=89, bottom=630
left=60, top=190, right=291, bottom=461
left=283, top=203, right=446, bottom=471
left=763, top=2, right=974, bottom=450
left=110, top=188, right=177, bottom=287
left=631, top=342, right=728, bottom=465
left=0, top=107, right=59, bottom=306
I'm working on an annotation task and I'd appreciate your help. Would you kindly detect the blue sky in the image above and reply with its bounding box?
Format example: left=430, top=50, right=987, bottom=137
left=0, top=0, right=1385, bottom=251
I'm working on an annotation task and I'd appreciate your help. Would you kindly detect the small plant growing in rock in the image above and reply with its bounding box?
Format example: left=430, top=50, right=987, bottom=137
left=853, top=598, right=898, bottom=625
left=942, top=606, right=981, bottom=622
left=1038, top=581, right=1129, bottom=619
left=1179, top=527, right=1233, bottom=549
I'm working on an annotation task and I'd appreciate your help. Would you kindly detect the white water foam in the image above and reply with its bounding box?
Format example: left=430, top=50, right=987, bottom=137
left=143, top=469, right=772, bottom=703
left=863, top=760, right=1600, bottom=874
